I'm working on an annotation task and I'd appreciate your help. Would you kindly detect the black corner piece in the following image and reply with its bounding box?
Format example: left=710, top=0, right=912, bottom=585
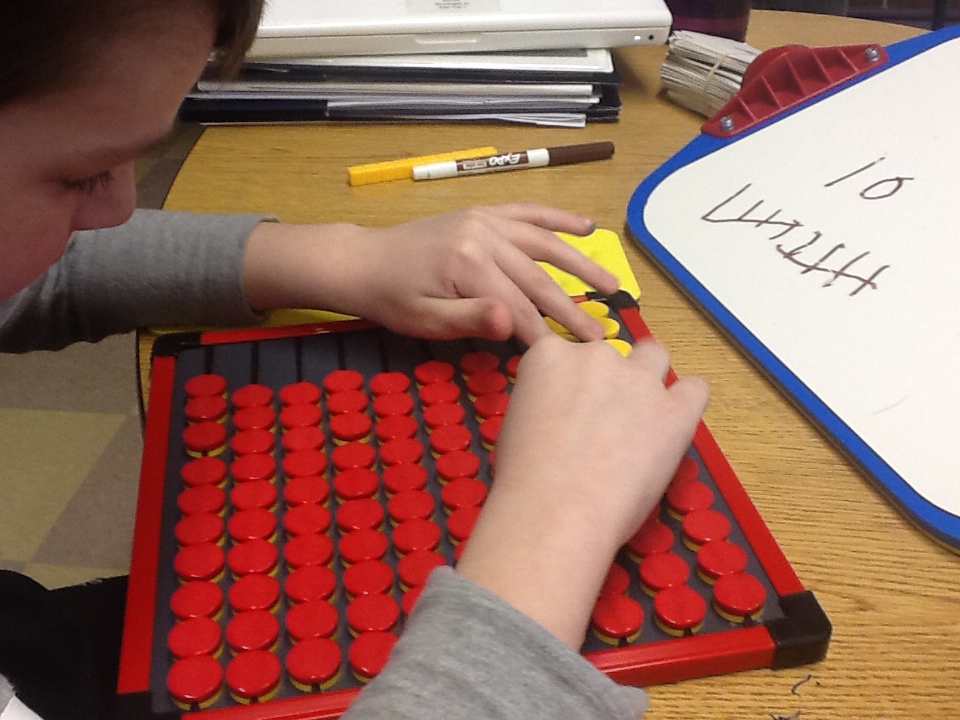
left=767, top=590, right=833, bottom=669
left=151, top=331, right=203, bottom=360
left=586, top=289, right=637, bottom=311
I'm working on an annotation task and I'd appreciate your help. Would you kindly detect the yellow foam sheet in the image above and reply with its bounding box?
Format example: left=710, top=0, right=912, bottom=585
left=153, top=228, right=639, bottom=333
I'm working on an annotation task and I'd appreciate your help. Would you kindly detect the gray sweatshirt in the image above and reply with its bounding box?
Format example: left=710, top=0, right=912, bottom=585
left=0, top=210, right=649, bottom=720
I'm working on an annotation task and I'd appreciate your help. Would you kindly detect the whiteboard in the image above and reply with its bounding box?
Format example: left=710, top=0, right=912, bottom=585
left=626, top=26, right=960, bottom=550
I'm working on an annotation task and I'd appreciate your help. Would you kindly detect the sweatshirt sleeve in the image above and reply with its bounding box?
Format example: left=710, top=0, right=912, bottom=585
left=0, top=210, right=269, bottom=353
left=344, top=568, right=649, bottom=720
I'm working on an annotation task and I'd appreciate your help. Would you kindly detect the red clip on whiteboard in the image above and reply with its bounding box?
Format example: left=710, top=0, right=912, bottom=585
left=627, top=26, right=960, bottom=552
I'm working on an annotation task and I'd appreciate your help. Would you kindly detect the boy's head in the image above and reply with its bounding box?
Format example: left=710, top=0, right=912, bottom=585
left=0, top=0, right=264, bottom=301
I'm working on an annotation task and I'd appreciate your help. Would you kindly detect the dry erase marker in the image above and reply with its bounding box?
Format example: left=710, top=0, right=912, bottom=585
left=412, top=141, right=614, bottom=181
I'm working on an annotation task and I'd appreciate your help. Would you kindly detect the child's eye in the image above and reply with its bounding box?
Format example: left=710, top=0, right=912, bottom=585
left=62, top=171, right=114, bottom=195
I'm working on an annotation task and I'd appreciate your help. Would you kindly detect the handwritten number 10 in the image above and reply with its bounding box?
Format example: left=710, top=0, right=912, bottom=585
left=824, top=157, right=914, bottom=200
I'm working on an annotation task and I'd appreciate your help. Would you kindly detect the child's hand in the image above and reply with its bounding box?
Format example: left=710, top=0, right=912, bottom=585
left=456, top=336, right=709, bottom=648
left=243, top=204, right=619, bottom=345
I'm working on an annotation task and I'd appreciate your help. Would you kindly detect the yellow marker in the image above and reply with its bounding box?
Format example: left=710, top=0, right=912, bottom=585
left=348, top=147, right=497, bottom=186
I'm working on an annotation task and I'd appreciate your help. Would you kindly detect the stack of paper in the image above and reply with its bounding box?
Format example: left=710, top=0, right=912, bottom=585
left=179, top=49, right=623, bottom=128
left=660, top=30, right=761, bottom=117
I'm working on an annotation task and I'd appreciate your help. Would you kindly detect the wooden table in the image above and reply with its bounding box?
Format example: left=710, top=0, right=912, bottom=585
left=157, top=11, right=959, bottom=719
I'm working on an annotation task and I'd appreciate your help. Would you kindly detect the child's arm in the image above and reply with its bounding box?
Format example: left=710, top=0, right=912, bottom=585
left=345, top=336, right=707, bottom=720
left=241, top=203, right=620, bottom=346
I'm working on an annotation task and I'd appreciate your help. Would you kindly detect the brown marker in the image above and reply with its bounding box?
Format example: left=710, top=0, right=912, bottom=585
left=411, top=141, right=615, bottom=180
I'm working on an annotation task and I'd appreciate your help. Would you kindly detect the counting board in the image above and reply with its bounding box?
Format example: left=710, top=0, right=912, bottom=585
left=117, top=293, right=830, bottom=720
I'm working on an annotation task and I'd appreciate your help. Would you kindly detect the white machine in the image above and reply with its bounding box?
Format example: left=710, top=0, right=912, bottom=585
left=248, top=0, right=673, bottom=58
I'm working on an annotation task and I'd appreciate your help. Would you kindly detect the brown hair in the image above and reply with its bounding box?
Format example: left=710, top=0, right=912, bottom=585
left=0, top=0, right=264, bottom=105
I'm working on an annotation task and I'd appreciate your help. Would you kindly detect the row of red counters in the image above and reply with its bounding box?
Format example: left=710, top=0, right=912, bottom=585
left=169, top=377, right=229, bottom=709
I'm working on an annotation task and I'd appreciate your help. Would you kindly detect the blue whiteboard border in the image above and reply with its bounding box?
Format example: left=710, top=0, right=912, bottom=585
left=626, top=25, right=960, bottom=552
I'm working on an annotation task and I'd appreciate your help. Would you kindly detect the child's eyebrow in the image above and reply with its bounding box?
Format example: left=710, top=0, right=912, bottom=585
left=73, top=125, right=175, bottom=166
